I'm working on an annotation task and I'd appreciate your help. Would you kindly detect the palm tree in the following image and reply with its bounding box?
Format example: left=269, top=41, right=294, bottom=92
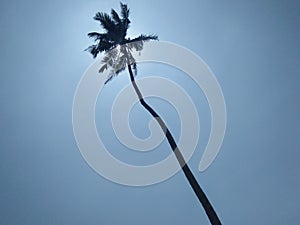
left=86, top=3, right=222, bottom=225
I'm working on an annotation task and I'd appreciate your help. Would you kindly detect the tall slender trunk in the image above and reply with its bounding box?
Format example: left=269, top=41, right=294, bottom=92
left=127, top=64, right=222, bottom=225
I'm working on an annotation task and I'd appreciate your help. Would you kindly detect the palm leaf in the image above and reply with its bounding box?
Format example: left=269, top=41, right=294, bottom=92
left=127, top=34, right=158, bottom=43
left=99, top=64, right=108, bottom=73
left=94, top=12, right=116, bottom=33
left=85, top=45, right=99, bottom=58
left=120, top=3, right=131, bottom=32
left=114, top=54, right=126, bottom=74
left=87, top=32, right=107, bottom=41
left=111, top=9, right=121, bottom=26
left=127, top=41, right=143, bottom=52
left=120, top=3, right=130, bottom=22
left=104, top=72, right=114, bottom=84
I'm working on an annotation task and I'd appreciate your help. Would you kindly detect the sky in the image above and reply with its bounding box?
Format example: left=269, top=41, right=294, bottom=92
left=0, top=0, right=299, bottom=224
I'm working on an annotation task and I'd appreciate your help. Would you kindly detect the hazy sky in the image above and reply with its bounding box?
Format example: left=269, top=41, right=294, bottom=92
left=0, top=0, right=299, bottom=224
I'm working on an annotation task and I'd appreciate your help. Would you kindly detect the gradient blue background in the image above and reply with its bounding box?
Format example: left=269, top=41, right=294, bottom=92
left=0, top=0, right=299, bottom=224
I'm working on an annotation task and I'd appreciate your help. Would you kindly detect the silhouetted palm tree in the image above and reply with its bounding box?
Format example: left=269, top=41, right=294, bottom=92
left=86, top=3, right=222, bottom=225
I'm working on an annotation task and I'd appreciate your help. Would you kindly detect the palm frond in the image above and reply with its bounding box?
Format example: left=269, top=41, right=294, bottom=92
left=85, top=40, right=116, bottom=58
left=101, top=50, right=117, bottom=67
left=105, top=47, right=119, bottom=59
left=104, top=72, right=114, bottom=84
left=99, top=40, right=116, bottom=52
left=111, top=9, right=121, bottom=25
left=94, top=12, right=116, bottom=32
left=127, top=34, right=158, bottom=43
left=127, top=41, right=143, bottom=52
left=114, top=54, right=126, bottom=74
left=120, top=3, right=131, bottom=31
left=88, top=32, right=106, bottom=41
left=85, top=44, right=99, bottom=58
left=100, top=47, right=127, bottom=84
left=120, top=3, right=130, bottom=21
left=99, top=64, right=108, bottom=73
left=124, top=34, right=158, bottom=52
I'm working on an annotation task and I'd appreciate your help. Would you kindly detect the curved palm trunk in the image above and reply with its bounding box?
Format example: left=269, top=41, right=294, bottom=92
left=127, top=64, right=222, bottom=225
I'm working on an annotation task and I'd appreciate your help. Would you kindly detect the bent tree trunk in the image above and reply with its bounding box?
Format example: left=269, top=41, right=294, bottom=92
left=127, top=64, right=222, bottom=225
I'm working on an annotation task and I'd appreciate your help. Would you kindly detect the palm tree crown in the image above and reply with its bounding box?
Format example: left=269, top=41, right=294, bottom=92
left=86, top=2, right=158, bottom=83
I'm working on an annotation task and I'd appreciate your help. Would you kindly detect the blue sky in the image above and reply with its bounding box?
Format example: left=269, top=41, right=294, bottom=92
left=0, top=0, right=299, bottom=224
